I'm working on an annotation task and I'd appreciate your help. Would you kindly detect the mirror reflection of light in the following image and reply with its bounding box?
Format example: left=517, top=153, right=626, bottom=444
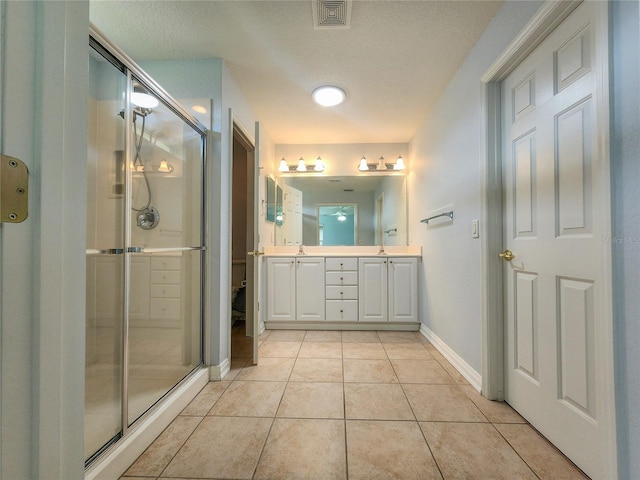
left=337, top=213, right=347, bottom=222
left=192, top=105, right=207, bottom=114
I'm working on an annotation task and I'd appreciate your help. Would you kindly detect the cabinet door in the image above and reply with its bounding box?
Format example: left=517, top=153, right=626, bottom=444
left=388, top=258, right=418, bottom=322
left=295, top=257, right=325, bottom=321
left=267, top=257, right=296, bottom=321
left=358, top=257, right=387, bottom=322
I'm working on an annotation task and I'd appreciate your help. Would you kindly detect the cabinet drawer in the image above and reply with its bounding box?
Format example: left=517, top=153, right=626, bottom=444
left=326, top=300, right=358, bottom=321
left=325, top=257, right=358, bottom=271
left=326, top=285, right=358, bottom=300
left=150, top=284, right=181, bottom=298
left=326, top=271, right=358, bottom=286
left=150, top=270, right=181, bottom=285
left=150, top=256, right=181, bottom=271
left=149, top=298, right=180, bottom=319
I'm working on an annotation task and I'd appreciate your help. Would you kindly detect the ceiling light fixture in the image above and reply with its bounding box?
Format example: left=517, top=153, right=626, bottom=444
left=312, top=85, right=346, bottom=107
left=131, top=83, right=159, bottom=109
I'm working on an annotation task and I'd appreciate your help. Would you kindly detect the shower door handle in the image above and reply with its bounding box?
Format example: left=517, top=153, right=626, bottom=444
left=127, top=246, right=143, bottom=253
left=247, top=250, right=264, bottom=256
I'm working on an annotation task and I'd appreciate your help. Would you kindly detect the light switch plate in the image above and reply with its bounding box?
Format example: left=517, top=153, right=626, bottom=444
left=472, top=219, right=479, bottom=238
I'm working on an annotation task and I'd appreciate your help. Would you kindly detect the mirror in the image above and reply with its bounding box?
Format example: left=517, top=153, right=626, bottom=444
left=265, top=176, right=276, bottom=222
left=318, top=204, right=357, bottom=246
left=273, top=175, right=407, bottom=246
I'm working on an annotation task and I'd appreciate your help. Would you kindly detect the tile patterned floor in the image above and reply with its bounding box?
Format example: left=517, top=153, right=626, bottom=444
left=120, top=327, right=589, bottom=480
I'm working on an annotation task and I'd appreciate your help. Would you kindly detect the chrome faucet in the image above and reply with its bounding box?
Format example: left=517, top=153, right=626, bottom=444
left=377, top=244, right=386, bottom=255
left=297, top=244, right=306, bottom=255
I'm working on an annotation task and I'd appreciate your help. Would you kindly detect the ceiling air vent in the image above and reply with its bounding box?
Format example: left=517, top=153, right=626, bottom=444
left=312, top=0, right=352, bottom=29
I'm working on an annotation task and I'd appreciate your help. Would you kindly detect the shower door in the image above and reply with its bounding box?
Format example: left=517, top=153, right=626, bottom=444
left=86, top=37, right=206, bottom=465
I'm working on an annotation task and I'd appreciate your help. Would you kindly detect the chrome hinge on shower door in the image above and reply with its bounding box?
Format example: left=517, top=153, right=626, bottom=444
left=0, top=155, right=29, bottom=223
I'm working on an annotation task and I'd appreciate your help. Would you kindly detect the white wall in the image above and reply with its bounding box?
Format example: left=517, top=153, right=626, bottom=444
left=408, top=1, right=544, bottom=374
left=610, top=2, right=640, bottom=477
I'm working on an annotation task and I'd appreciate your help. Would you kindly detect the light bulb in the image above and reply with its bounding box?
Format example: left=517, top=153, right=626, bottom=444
left=358, top=156, right=369, bottom=171
left=314, top=157, right=325, bottom=172
left=158, top=159, right=173, bottom=173
left=312, top=86, right=346, bottom=107
left=394, top=156, right=405, bottom=170
left=338, top=213, right=347, bottom=222
left=297, top=158, right=307, bottom=172
left=279, top=158, right=289, bottom=172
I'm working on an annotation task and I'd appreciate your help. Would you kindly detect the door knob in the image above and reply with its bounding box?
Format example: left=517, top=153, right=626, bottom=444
left=498, top=249, right=515, bottom=261
left=247, top=250, right=264, bottom=256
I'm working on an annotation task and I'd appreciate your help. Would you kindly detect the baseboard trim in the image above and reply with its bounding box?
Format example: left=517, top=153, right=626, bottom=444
left=85, top=367, right=208, bottom=480
left=265, top=321, right=420, bottom=331
left=419, top=324, right=482, bottom=392
left=210, top=357, right=230, bottom=381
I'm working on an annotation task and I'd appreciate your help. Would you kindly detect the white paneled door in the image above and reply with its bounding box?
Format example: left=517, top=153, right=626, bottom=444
left=501, top=3, right=614, bottom=478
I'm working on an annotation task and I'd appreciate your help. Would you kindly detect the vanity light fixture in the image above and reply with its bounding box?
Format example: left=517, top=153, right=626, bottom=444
left=157, top=159, right=174, bottom=173
left=312, top=85, right=346, bottom=107
left=356, top=154, right=406, bottom=172
left=278, top=156, right=326, bottom=173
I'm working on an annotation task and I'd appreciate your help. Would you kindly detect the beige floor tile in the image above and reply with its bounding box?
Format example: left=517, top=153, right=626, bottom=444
left=124, top=416, right=202, bottom=477
left=277, top=382, right=344, bottom=419
left=341, top=331, right=380, bottom=343
left=304, top=330, right=342, bottom=342
left=259, top=329, right=272, bottom=340
left=343, top=359, right=398, bottom=383
left=436, top=358, right=469, bottom=384
left=342, top=342, right=387, bottom=359
left=347, top=420, right=442, bottom=480
left=289, top=358, right=343, bottom=382
left=264, top=330, right=306, bottom=342
left=383, top=342, right=434, bottom=360
left=162, top=416, right=272, bottom=479
left=495, top=424, right=589, bottom=479
left=420, top=422, right=537, bottom=480
left=258, top=341, right=302, bottom=358
left=377, top=331, right=421, bottom=343
left=224, top=356, right=251, bottom=381
left=423, top=343, right=447, bottom=361
left=391, top=359, right=454, bottom=384
left=460, top=385, right=526, bottom=423
left=209, top=380, right=286, bottom=417
left=236, top=357, right=295, bottom=381
left=344, top=383, right=414, bottom=420
left=403, top=384, right=487, bottom=422
left=298, top=341, right=343, bottom=359
left=180, top=381, right=230, bottom=416
left=254, top=418, right=346, bottom=480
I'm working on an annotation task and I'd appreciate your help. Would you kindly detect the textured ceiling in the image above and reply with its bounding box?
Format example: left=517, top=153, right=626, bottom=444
left=90, top=0, right=503, bottom=144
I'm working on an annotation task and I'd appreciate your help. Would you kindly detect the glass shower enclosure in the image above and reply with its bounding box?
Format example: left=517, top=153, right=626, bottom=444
left=85, top=34, right=206, bottom=464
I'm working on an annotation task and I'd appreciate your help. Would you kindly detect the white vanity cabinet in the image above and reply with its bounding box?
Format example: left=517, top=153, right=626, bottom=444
left=325, top=257, right=358, bottom=321
left=358, top=257, right=388, bottom=322
left=359, top=257, right=418, bottom=323
left=266, top=256, right=325, bottom=322
left=388, top=257, right=418, bottom=322
left=295, top=257, right=325, bottom=321
left=266, top=257, right=296, bottom=321
left=266, top=255, right=418, bottom=329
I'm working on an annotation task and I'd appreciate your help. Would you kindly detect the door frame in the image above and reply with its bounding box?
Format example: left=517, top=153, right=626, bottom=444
left=479, top=0, right=617, bottom=477
left=227, top=110, right=259, bottom=364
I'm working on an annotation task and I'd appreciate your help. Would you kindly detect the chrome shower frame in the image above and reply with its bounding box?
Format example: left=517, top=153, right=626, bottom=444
left=87, top=23, right=209, bottom=467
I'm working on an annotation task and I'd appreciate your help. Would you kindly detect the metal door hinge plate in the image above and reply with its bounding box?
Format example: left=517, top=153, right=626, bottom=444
left=0, top=155, right=29, bottom=223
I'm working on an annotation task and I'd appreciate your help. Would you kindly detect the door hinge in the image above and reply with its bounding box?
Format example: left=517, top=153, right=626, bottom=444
left=0, top=155, right=29, bottom=223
